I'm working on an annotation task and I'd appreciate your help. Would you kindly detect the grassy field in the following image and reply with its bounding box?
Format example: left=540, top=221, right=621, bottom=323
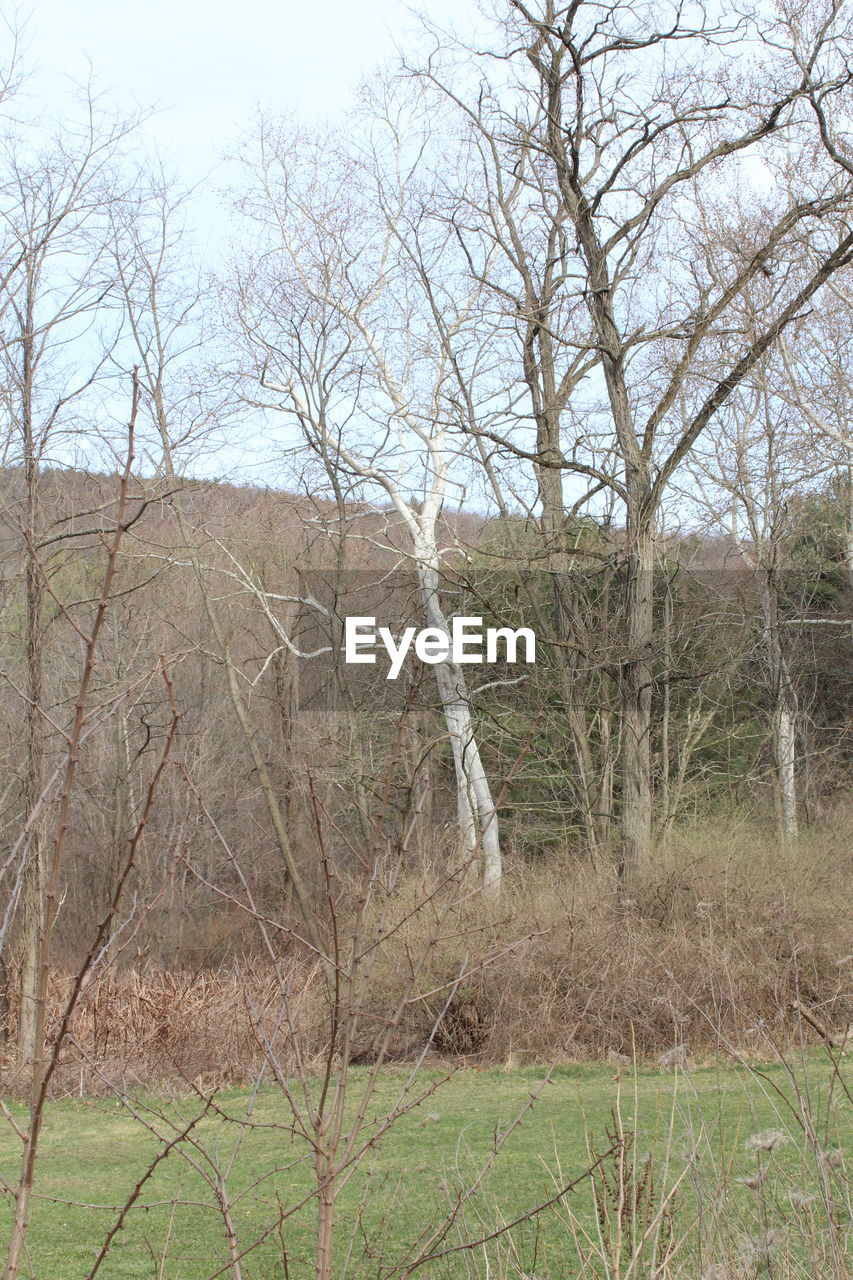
left=1, top=1051, right=849, bottom=1279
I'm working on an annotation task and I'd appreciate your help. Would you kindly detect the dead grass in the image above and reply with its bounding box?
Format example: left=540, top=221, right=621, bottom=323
left=351, top=813, right=853, bottom=1064
left=0, top=958, right=320, bottom=1095
left=1, top=815, right=849, bottom=1093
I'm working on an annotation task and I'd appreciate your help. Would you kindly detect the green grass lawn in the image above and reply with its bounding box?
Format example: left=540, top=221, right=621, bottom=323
left=1, top=1055, right=849, bottom=1278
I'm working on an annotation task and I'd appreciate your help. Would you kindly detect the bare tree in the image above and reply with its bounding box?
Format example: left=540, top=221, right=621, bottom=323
left=2, top=376, right=182, bottom=1280
left=0, top=84, right=142, bottom=1070
left=686, top=375, right=812, bottom=842
left=778, top=283, right=853, bottom=595
left=231, top=110, right=505, bottom=890
left=681, top=257, right=853, bottom=839
left=409, top=0, right=853, bottom=873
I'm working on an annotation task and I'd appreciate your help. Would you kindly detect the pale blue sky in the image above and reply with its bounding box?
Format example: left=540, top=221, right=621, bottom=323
left=25, top=0, right=463, bottom=183
left=12, top=1, right=470, bottom=480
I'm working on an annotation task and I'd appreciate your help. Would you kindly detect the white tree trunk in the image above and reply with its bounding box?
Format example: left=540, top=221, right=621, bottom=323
left=432, top=660, right=501, bottom=890
left=762, top=575, right=799, bottom=844
left=417, top=557, right=501, bottom=892
left=776, top=696, right=799, bottom=843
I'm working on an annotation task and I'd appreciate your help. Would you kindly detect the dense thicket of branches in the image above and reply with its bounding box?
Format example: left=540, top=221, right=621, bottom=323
left=0, top=467, right=848, bottom=972
left=0, top=0, right=849, bottom=981
left=0, top=0, right=849, bottom=986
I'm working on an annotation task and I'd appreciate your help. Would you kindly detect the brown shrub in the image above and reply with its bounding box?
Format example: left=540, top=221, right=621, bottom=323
left=350, top=816, right=853, bottom=1064
left=1, top=817, right=849, bottom=1092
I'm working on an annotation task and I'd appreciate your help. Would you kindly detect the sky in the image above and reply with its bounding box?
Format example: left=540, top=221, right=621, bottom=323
left=24, top=0, right=465, bottom=185
left=12, top=0, right=472, bottom=482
